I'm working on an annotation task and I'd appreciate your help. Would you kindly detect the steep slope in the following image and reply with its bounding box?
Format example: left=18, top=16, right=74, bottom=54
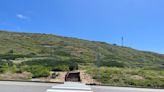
left=0, top=30, right=163, bottom=68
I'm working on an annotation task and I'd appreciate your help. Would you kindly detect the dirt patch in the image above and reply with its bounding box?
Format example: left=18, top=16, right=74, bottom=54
left=49, top=70, right=98, bottom=84
left=80, top=70, right=99, bottom=84
left=130, top=75, right=144, bottom=80
left=49, top=72, right=67, bottom=82
left=0, top=72, right=31, bottom=80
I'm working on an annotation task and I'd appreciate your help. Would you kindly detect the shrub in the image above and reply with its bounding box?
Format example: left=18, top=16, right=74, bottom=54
left=0, top=62, right=18, bottom=73
left=52, top=65, right=69, bottom=71
left=22, top=65, right=50, bottom=78
left=86, top=67, right=164, bottom=88
left=23, top=59, right=79, bottom=71
left=101, top=60, right=125, bottom=67
left=0, top=63, right=9, bottom=73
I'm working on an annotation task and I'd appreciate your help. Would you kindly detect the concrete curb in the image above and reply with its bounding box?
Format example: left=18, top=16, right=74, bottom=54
left=0, top=80, right=64, bottom=84
left=87, top=83, right=164, bottom=89
left=0, top=80, right=163, bottom=89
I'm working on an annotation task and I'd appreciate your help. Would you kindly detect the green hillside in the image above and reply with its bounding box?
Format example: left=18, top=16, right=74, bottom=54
left=0, top=30, right=164, bottom=88
left=0, top=30, right=164, bottom=68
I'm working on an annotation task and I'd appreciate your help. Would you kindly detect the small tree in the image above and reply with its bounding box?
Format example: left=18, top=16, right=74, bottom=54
left=8, top=49, right=14, bottom=54
left=0, top=63, right=9, bottom=73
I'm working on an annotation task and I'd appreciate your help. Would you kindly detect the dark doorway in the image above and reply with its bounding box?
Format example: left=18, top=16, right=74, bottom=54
left=65, top=71, right=81, bottom=82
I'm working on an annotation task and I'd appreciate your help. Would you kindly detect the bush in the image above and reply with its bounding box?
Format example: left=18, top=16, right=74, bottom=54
left=101, top=60, right=125, bottom=67
left=0, top=54, right=34, bottom=60
left=22, top=65, right=50, bottom=78
left=0, top=62, right=18, bottom=73
left=23, top=59, right=79, bottom=71
left=0, top=62, right=9, bottom=73
left=86, top=67, right=164, bottom=88
left=52, top=65, right=69, bottom=71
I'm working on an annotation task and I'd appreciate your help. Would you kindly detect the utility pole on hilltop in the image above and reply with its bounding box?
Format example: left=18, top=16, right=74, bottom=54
left=121, top=36, right=124, bottom=47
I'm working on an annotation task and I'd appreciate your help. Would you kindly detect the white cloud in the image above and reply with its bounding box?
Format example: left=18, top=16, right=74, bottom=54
left=16, top=14, right=28, bottom=20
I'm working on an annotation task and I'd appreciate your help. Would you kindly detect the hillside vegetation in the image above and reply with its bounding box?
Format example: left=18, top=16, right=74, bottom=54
left=87, top=67, right=164, bottom=88
left=0, top=30, right=163, bottom=68
left=0, top=30, right=164, bottom=88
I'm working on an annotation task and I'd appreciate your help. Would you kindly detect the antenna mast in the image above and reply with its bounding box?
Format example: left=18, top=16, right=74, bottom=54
left=121, top=36, right=124, bottom=47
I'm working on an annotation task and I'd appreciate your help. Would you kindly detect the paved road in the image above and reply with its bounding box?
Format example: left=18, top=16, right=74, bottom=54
left=0, top=81, right=163, bottom=92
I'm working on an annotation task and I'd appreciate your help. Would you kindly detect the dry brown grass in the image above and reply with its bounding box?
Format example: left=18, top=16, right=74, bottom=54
left=0, top=72, right=32, bottom=80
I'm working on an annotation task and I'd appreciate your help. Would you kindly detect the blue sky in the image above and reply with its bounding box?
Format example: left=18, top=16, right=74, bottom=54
left=0, top=0, right=164, bottom=53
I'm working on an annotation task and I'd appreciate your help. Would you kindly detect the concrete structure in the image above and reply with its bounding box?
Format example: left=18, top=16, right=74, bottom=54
left=47, top=82, right=93, bottom=92
left=65, top=71, right=81, bottom=82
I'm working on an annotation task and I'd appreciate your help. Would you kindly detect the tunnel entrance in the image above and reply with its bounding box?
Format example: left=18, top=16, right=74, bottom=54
left=65, top=71, right=81, bottom=82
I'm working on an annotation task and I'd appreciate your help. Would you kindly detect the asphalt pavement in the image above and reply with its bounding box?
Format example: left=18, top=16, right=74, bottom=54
left=0, top=81, right=163, bottom=92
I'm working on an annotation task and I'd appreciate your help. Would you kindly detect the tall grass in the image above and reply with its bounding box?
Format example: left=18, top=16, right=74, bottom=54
left=86, top=67, right=164, bottom=88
